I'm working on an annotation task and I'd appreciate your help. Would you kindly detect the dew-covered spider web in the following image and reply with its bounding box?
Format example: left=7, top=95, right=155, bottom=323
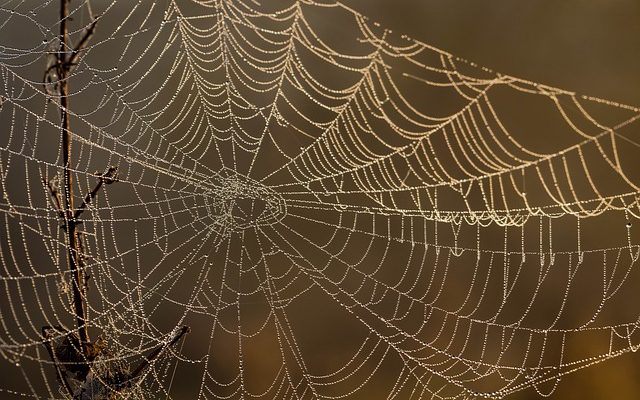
left=1, top=0, right=640, bottom=399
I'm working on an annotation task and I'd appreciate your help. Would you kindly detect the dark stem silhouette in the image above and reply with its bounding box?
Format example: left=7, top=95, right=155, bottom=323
left=42, top=2, right=189, bottom=398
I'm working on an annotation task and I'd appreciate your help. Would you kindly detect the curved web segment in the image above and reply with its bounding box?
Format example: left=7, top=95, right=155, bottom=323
left=0, top=0, right=639, bottom=399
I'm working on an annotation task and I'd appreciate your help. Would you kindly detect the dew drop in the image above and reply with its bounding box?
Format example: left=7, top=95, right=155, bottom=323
left=627, top=222, right=632, bottom=228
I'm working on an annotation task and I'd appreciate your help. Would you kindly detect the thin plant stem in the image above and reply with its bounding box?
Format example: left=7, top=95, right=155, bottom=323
left=58, top=0, right=91, bottom=356
left=42, top=327, right=75, bottom=397
left=44, top=3, right=188, bottom=396
left=129, top=327, right=190, bottom=381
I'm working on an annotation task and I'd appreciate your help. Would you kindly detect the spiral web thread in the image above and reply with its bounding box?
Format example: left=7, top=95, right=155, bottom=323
left=0, top=0, right=639, bottom=399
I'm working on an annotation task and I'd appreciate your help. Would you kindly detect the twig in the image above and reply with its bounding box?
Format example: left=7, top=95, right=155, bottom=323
left=67, top=17, right=98, bottom=68
left=128, top=327, right=190, bottom=382
left=42, top=326, right=75, bottom=397
left=74, top=167, right=118, bottom=220
left=44, top=177, right=65, bottom=219
left=43, top=3, right=190, bottom=397
left=58, top=0, right=91, bottom=356
left=43, top=4, right=98, bottom=97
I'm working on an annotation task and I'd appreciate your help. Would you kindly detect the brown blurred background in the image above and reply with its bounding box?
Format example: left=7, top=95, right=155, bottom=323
left=340, top=1, right=640, bottom=399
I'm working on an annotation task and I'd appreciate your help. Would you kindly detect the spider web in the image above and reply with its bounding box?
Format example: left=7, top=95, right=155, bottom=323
left=1, top=0, right=639, bottom=398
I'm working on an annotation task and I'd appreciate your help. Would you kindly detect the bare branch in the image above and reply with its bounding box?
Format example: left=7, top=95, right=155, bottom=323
left=42, top=326, right=75, bottom=397
left=44, top=177, right=65, bottom=219
left=42, top=3, right=189, bottom=397
left=58, top=0, right=91, bottom=355
left=43, top=2, right=98, bottom=98
left=74, top=166, right=118, bottom=220
left=128, top=326, right=190, bottom=382
left=67, top=17, right=98, bottom=68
